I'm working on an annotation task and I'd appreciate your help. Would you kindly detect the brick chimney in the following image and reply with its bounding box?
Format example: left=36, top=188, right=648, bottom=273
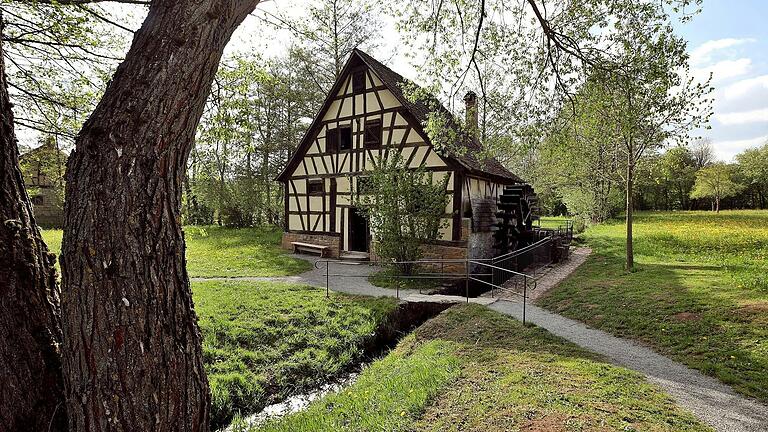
left=464, top=91, right=478, bottom=134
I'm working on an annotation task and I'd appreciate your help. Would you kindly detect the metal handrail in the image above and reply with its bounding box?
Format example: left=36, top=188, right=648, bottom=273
left=314, top=256, right=539, bottom=324
left=492, top=236, right=553, bottom=263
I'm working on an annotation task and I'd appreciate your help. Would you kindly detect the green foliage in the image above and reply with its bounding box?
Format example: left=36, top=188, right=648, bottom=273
left=190, top=52, right=318, bottom=227
left=193, top=280, right=397, bottom=428
left=254, top=340, right=461, bottom=432
left=1, top=1, right=126, bottom=145
left=645, top=146, right=698, bottom=210
left=735, top=142, right=768, bottom=208
left=539, top=210, right=768, bottom=402
left=254, top=305, right=710, bottom=432
left=354, top=155, right=449, bottom=274
left=690, top=163, right=743, bottom=211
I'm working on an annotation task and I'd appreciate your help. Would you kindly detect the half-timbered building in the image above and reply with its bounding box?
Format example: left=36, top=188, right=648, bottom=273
left=277, top=49, right=528, bottom=261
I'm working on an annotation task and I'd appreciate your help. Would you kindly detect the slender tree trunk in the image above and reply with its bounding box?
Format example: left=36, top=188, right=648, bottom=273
left=716, top=195, right=720, bottom=213
left=60, top=2, right=259, bottom=430
left=626, top=160, right=634, bottom=271
left=0, top=32, right=67, bottom=431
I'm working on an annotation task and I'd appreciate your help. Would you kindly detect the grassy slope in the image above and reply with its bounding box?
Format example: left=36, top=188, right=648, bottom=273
left=40, top=225, right=311, bottom=277
left=193, top=280, right=397, bottom=428
left=538, top=210, right=768, bottom=402
left=253, top=305, right=710, bottom=432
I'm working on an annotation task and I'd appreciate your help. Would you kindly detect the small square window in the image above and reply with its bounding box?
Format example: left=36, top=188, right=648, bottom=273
left=364, top=120, right=382, bottom=148
left=352, top=71, right=366, bottom=93
left=308, top=180, right=324, bottom=195
left=339, top=125, right=353, bottom=151
left=32, top=195, right=44, bottom=205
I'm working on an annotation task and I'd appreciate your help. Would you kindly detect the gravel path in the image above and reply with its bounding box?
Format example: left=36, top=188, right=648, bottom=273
left=190, top=254, right=419, bottom=298
left=490, top=300, right=768, bottom=432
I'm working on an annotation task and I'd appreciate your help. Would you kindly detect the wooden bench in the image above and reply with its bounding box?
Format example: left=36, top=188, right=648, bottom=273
left=291, top=241, right=329, bottom=257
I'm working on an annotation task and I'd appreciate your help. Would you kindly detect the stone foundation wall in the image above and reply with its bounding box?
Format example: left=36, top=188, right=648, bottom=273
left=369, top=240, right=468, bottom=274
left=281, top=232, right=341, bottom=258
left=420, top=243, right=468, bottom=274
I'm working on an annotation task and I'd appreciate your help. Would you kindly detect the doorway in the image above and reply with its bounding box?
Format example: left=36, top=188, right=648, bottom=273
left=348, top=207, right=369, bottom=252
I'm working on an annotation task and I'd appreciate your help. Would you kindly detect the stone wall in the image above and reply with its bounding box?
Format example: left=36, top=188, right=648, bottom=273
left=281, top=232, right=341, bottom=258
left=420, top=243, right=468, bottom=274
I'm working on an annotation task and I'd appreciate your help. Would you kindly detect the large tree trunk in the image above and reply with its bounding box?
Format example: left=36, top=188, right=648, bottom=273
left=60, top=2, right=259, bottom=431
left=0, top=33, right=67, bottom=431
left=625, top=160, right=634, bottom=271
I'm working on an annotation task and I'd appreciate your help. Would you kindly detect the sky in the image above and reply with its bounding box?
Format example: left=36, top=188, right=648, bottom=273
left=671, top=0, right=768, bottom=161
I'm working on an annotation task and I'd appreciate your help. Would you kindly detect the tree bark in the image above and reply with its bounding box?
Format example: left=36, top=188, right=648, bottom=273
left=0, top=31, right=67, bottom=431
left=60, top=1, right=259, bottom=431
left=625, top=159, right=634, bottom=271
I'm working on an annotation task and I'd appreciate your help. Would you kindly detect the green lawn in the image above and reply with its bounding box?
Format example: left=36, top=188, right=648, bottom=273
left=249, top=305, right=710, bottom=432
left=538, top=210, right=768, bottom=402
left=40, top=225, right=311, bottom=277
left=193, top=280, right=397, bottom=428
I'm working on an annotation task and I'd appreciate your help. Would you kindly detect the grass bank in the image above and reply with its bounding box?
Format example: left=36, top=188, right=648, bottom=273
left=41, top=225, right=310, bottom=277
left=539, top=210, right=768, bottom=402
left=249, top=304, right=709, bottom=432
left=368, top=266, right=443, bottom=291
left=193, top=280, right=397, bottom=428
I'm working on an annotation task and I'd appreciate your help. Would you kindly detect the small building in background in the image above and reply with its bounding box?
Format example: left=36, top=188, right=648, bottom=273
left=19, top=137, right=67, bottom=228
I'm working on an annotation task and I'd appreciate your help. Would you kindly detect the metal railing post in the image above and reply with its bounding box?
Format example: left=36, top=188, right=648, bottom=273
left=523, top=277, right=527, bottom=325
left=326, top=261, right=330, bottom=298
left=465, top=260, right=469, bottom=303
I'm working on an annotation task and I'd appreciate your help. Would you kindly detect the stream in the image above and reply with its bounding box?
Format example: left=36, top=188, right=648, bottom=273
left=223, top=371, right=361, bottom=431
left=221, top=301, right=452, bottom=431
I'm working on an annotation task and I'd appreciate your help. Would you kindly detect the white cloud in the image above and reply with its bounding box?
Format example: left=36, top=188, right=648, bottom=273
left=715, top=108, right=768, bottom=125
left=721, top=74, right=768, bottom=100
left=690, top=38, right=756, bottom=65
left=712, top=135, right=768, bottom=161
left=693, top=58, right=752, bottom=84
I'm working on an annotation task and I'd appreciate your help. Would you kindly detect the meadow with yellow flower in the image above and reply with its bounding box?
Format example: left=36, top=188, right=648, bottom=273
left=539, top=210, right=768, bottom=402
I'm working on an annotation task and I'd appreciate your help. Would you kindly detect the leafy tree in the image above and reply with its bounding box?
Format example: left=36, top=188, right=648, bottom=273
left=396, top=0, right=711, bottom=270
left=191, top=51, right=318, bottom=227
left=691, top=163, right=743, bottom=213
left=735, top=143, right=768, bottom=209
left=354, top=155, right=449, bottom=275
left=656, top=146, right=697, bottom=210
left=1, top=1, right=126, bottom=145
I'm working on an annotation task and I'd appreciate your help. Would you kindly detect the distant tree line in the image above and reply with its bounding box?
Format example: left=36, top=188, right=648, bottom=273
left=530, top=138, right=768, bottom=222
